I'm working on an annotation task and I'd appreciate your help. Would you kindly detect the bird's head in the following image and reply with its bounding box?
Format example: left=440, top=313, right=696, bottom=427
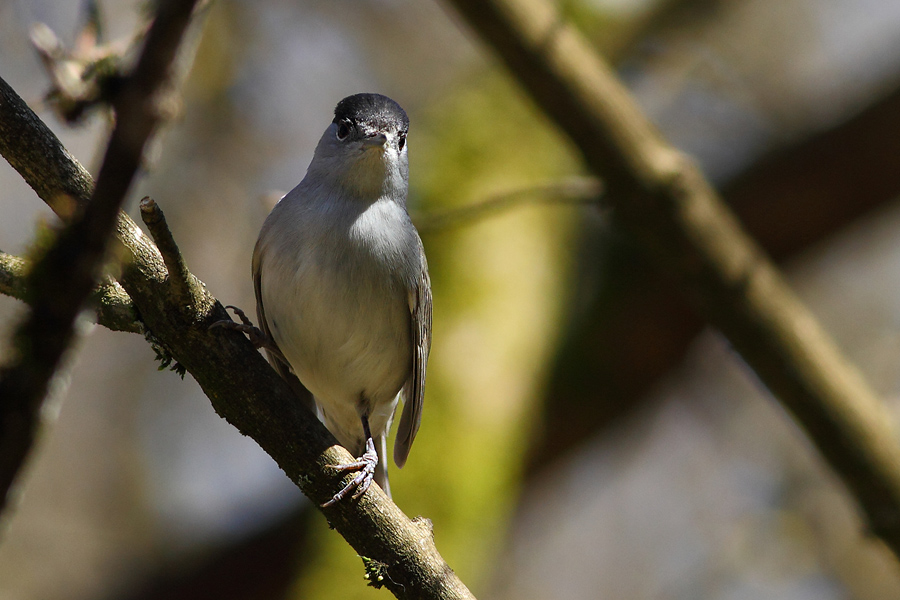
left=308, top=93, right=410, bottom=201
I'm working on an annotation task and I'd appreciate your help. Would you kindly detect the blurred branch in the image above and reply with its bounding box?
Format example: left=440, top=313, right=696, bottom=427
left=534, top=80, right=900, bottom=472
left=444, top=0, right=900, bottom=557
left=0, top=48, right=473, bottom=600
left=605, top=0, right=719, bottom=59
left=592, top=0, right=719, bottom=61
left=30, top=0, right=214, bottom=127
left=29, top=1, right=133, bottom=124
left=413, top=176, right=601, bottom=233
left=0, top=250, right=140, bottom=333
left=0, top=0, right=199, bottom=515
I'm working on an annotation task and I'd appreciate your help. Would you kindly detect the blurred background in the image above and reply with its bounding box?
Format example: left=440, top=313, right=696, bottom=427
left=3, top=0, right=900, bottom=598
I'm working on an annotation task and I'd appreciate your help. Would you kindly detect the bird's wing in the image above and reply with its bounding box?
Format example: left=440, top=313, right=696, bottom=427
left=253, top=240, right=316, bottom=414
left=394, top=240, right=432, bottom=468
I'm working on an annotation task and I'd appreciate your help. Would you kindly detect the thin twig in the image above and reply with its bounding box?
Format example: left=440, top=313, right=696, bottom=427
left=413, top=176, right=602, bottom=233
left=444, top=0, right=900, bottom=557
left=139, top=196, right=202, bottom=309
left=0, top=0, right=199, bottom=515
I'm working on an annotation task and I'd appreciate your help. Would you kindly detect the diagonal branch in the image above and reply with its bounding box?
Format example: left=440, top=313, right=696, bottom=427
left=533, top=79, right=900, bottom=473
left=0, top=0, right=200, bottom=515
left=443, top=0, right=900, bottom=557
left=0, top=51, right=473, bottom=600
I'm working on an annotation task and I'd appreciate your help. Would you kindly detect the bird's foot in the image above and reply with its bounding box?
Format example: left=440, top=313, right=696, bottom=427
left=210, top=305, right=276, bottom=352
left=321, top=437, right=378, bottom=507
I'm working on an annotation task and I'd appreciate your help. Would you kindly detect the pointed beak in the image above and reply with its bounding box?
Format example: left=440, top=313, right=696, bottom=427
left=362, top=132, right=389, bottom=150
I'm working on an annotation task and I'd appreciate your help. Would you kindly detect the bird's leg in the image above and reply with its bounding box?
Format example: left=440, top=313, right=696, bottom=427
left=210, top=305, right=279, bottom=354
left=321, top=415, right=378, bottom=507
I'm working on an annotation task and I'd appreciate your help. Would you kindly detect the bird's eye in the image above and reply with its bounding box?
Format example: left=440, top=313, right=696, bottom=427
left=398, top=133, right=406, bottom=151
left=336, top=120, right=352, bottom=140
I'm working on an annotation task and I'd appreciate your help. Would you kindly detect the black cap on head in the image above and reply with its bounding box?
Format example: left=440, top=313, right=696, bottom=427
left=333, top=93, right=409, bottom=134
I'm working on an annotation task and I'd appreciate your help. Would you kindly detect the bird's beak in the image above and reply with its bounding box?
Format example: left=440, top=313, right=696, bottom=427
left=362, top=132, right=388, bottom=150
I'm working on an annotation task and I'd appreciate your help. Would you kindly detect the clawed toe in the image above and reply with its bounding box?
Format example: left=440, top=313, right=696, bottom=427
left=210, top=305, right=272, bottom=350
left=224, top=305, right=253, bottom=326
left=321, top=438, right=378, bottom=507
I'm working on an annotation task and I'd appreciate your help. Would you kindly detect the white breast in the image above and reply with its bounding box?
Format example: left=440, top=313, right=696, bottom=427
left=257, top=187, right=416, bottom=451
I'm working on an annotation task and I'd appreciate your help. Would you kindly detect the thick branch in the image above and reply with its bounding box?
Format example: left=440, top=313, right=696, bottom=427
left=533, top=76, right=900, bottom=473
left=444, top=0, right=900, bottom=555
left=0, top=0, right=199, bottom=514
left=0, top=250, right=140, bottom=333
left=0, top=59, right=472, bottom=600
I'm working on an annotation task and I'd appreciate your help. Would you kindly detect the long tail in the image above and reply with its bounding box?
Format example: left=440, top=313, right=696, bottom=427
left=374, top=432, right=390, bottom=498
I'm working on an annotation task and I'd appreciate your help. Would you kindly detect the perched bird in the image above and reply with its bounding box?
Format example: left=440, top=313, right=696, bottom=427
left=219, top=93, right=431, bottom=506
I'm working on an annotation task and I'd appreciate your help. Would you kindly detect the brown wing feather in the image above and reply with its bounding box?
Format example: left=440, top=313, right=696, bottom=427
left=393, top=243, right=432, bottom=468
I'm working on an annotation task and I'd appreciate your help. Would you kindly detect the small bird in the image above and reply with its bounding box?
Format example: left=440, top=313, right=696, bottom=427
left=219, top=93, right=431, bottom=506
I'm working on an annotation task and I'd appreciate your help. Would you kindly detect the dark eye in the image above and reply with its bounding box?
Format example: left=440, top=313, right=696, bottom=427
left=336, top=120, right=352, bottom=140
left=398, top=133, right=406, bottom=151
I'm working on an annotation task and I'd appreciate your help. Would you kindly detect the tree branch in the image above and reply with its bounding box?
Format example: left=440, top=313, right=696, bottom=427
left=0, top=43, right=473, bottom=600
left=0, top=250, right=140, bottom=333
left=443, top=0, right=900, bottom=556
left=0, top=0, right=199, bottom=515
left=533, top=77, right=900, bottom=473
left=413, top=176, right=602, bottom=233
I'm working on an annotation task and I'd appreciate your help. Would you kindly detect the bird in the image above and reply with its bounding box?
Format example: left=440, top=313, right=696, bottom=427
left=216, top=93, right=431, bottom=507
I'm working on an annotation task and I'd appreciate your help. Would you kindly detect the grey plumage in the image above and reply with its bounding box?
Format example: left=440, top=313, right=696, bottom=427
left=251, top=93, right=431, bottom=501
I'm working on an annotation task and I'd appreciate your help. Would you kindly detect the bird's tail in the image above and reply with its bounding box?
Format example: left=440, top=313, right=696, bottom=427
left=375, top=432, right=391, bottom=498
